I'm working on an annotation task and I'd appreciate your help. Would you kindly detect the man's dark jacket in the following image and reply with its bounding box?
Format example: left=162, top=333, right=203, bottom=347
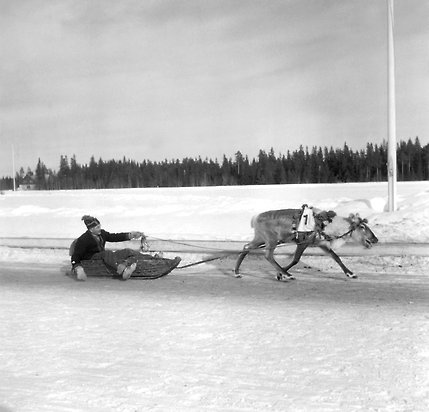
left=71, top=229, right=130, bottom=266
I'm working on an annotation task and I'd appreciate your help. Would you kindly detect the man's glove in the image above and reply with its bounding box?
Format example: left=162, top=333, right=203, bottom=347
left=129, top=231, right=145, bottom=240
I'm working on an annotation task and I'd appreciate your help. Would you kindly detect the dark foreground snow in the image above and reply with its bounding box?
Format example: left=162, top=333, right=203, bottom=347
left=1, top=255, right=428, bottom=412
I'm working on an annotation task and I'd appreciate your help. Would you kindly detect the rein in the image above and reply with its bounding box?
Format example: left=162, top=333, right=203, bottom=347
left=141, top=236, right=230, bottom=252
left=140, top=236, right=232, bottom=269
left=324, top=228, right=355, bottom=241
left=323, top=219, right=360, bottom=242
left=138, top=221, right=360, bottom=268
left=295, top=223, right=357, bottom=245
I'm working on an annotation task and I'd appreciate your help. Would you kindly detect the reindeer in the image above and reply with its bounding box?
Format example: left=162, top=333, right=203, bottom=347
left=234, top=208, right=378, bottom=281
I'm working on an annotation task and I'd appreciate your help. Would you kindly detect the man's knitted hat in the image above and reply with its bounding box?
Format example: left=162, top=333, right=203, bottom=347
left=82, top=215, right=100, bottom=229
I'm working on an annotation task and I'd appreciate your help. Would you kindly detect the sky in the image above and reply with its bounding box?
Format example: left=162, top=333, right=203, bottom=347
left=1, top=0, right=428, bottom=177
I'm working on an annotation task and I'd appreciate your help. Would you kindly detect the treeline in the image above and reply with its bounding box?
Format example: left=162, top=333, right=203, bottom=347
left=1, top=137, right=427, bottom=190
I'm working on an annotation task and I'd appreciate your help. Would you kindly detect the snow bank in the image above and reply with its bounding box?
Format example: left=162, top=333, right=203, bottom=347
left=0, top=182, right=428, bottom=264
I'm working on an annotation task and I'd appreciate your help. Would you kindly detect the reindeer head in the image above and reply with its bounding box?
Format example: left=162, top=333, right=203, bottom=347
left=348, top=213, right=378, bottom=248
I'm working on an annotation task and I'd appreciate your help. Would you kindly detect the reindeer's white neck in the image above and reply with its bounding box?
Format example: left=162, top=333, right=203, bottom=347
left=323, top=216, right=351, bottom=239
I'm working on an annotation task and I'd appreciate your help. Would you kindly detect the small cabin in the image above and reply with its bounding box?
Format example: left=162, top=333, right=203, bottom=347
left=18, top=175, right=36, bottom=191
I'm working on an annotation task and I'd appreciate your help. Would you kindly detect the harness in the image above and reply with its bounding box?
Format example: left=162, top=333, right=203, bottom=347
left=321, top=219, right=360, bottom=242
left=295, top=219, right=359, bottom=245
left=322, top=228, right=354, bottom=242
left=136, top=215, right=366, bottom=266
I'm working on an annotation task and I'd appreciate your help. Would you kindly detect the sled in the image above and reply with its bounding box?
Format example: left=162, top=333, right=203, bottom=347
left=66, top=253, right=181, bottom=280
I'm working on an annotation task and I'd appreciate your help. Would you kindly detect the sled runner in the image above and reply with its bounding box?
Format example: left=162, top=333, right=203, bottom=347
left=67, top=253, right=181, bottom=280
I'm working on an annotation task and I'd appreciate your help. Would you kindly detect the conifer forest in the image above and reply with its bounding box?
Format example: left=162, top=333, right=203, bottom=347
left=1, top=138, right=427, bottom=190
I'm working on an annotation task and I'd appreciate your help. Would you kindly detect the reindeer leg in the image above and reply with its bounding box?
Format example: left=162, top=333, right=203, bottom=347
left=234, top=250, right=249, bottom=278
left=264, top=247, right=295, bottom=281
left=281, top=244, right=309, bottom=278
left=234, top=242, right=264, bottom=278
left=319, top=245, right=357, bottom=278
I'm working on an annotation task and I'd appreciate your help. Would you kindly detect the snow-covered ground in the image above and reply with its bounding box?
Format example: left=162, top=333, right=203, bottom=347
left=0, top=181, right=428, bottom=241
left=0, top=181, right=428, bottom=264
left=0, top=182, right=428, bottom=411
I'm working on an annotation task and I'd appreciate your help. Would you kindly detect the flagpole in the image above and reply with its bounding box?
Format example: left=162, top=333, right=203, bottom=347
left=387, top=0, right=397, bottom=211
left=12, top=144, right=16, bottom=191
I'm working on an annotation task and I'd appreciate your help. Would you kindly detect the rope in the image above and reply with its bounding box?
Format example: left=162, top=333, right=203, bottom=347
left=140, top=235, right=301, bottom=270
left=177, top=254, right=229, bottom=269
left=322, top=228, right=355, bottom=242
left=146, top=236, right=232, bottom=252
left=140, top=228, right=354, bottom=270
left=147, top=236, right=293, bottom=252
left=140, top=235, right=238, bottom=269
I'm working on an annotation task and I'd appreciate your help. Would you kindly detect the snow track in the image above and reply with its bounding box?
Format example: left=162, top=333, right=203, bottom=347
left=1, top=183, right=428, bottom=410
left=0, top=256, right=428, bottom=411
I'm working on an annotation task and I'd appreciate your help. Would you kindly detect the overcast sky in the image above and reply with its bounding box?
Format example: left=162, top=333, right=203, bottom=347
left=1, top=0, right=428, bottom=177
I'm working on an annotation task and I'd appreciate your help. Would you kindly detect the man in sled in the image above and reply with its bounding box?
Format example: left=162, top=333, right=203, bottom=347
left=71, top=215, right=144, bottom=281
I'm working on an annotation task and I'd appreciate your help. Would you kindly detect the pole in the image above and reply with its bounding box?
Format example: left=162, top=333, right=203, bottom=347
left=387, top=0, right=397, bottom=211
left=12, top=144, right=16, bottom=191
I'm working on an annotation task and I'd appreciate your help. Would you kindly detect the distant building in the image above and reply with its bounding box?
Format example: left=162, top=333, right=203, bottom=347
left=18, top=175, right=36, bottom=191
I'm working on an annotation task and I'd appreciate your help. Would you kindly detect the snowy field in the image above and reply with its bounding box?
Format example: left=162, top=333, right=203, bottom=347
left=0, top=182, right=428, bottom=411
left=0, top=181, right=429, bottom=242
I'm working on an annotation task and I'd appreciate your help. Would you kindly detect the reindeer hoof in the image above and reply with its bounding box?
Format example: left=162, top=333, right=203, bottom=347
left=234, top=272, right=242, bottom=278
left=277, top=273, right=295, bottom=281
left=346, top=273, right=358, bottom=279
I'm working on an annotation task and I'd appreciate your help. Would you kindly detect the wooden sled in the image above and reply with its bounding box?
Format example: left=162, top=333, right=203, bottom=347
left=67, top=254, right=181, bottom=280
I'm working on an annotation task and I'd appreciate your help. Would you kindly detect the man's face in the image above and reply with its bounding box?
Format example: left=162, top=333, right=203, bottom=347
left=89, top=224, right=102, bottom=235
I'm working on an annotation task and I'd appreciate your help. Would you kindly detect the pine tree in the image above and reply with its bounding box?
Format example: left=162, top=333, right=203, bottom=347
left=35, top=158, right=48, bottom=190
